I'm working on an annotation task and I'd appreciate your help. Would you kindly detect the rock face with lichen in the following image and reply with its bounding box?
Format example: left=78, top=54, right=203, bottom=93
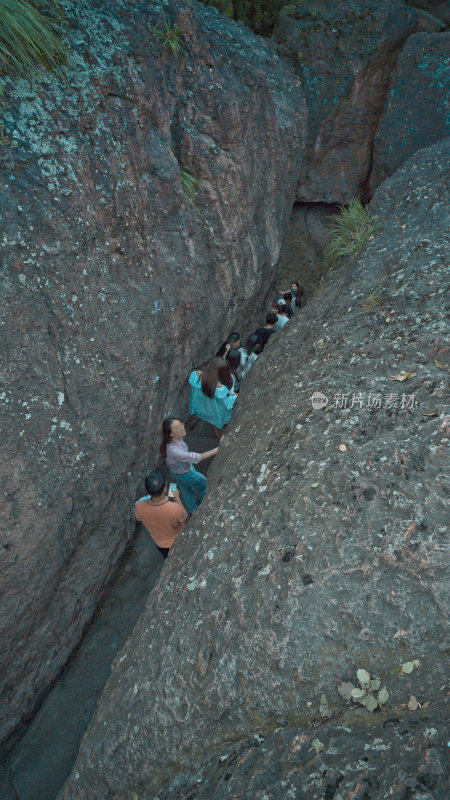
left=371, top=31, right=450, bottom=191
left=0, top=0, right=305, bottom=744
left=58, top=139, right=449, bottom=800
left=407, top=0, right=450, bottom=26
left=274, top=0, right=448, bottom=204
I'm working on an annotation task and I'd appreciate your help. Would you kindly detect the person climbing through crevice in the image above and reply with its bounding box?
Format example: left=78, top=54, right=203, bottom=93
left=188, top=356, right=237, bottom=439
left=253, top=312, right=278, bottom=351
left=216, top=331, right=241, bottom=358
left=273, top=299, right=290, bottom=331
left=225, top=347, right=241, bottom=393
left=283, top=291, right=294, bottom=318
left=160, top=418, right=221, bottom=514
left=134, top=472, right=188, bottom=559
left=236, top=333, right=262, bottom=381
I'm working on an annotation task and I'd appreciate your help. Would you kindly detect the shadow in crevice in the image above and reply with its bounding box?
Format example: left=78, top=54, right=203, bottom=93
left=277, top=200, right=339, bottom=295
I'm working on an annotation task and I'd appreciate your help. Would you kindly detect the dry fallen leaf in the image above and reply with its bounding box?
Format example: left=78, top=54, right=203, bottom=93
left=319, top=694, right=331, bottom=717
left=434, top=358, right=448, bottom=370
left=389, top=371, right=416, bottom=382
left=357, top=668, right=371, bottom=686
left=339, top=444, right=347, bottom=452
left=385, top=317, right=391, bottom=323
left=311, top=738, right=324, bottom=754
left=364, top=695, right=378, bottom=712
left=337, top=682, right=355, bottom=701
left=408, top=695, right=419, bottom=710
left=401, top=659, right=420, bottom=674
left=394, top=629, right=408, bottom=639
left=310, top=482, right=319, bottom=488
left=378, top=687, right=389, bottom=705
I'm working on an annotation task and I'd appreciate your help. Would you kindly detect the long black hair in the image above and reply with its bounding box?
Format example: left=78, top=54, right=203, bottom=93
left=245, top=333, right=260, bottom=355
left=284, top=292, right=294, bottom=319
left=160, top=417, right=174, bottom=457
left=226, top=348, right=241, bottom=374
left=295, top=285, right=305, bottom=309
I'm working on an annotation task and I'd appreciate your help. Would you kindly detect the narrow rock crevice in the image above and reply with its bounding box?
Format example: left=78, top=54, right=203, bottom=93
left=277, top=200, right=338, bottom=292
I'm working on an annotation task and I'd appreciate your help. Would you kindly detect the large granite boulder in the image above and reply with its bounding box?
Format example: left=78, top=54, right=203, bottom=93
left=0, top=0, right=305, bottom=744
left=371, top=32, right=450, bottom=191
left=407, top=0, right=450, bottom=26
left=59, top=140, right=449, bottom=799
left=274, top=0, right=421, bottom=203
left=152, top=717, right=449, bottom=799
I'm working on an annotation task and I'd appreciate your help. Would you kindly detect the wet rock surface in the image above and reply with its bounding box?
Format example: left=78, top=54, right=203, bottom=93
left=59, top=140, right=450, bottom=799
left=0, top=0, right=305, bottom=744
left=371, top=32, right=450, bottom=191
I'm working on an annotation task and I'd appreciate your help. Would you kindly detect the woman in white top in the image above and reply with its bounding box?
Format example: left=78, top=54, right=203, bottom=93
left=236, top=334, right=262, bottom=381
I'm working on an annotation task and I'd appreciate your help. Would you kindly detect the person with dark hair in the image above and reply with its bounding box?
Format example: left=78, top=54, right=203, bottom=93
left=236, top=334, right=262, bottom=381
left=216, top=332, right=241, bottom=358
left=283, top=291, right=294, bottom=318
left=225, top=348, right=241, bottom=393
left=254, top=312, right=278, bottom=350
left=273, top=299, right=290, bottom=331
left=274, top=280, right=304, bottom=314
left=160, top=418, right=220, bottom=514
left=188, top=356, right=237, bottom=437
left=294, top=284, right=305, bottom=312
left=134, top=471, right=188, bottom=558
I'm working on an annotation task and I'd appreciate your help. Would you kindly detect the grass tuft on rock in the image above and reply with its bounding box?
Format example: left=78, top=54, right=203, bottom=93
left=0, top=0, right=65, bottom=75
left=180, top=167, right=199, bottom=206
left=150, top=15, right=184, bottom=58
left=326, top=199, right=380, bottom=266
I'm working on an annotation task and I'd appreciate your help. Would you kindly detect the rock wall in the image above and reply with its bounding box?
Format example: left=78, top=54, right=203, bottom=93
left=371, top=31, right=450, bottom=191
left=408, top=0, right=450, bottom=26
left=58, top=139, right=450, bottom=800
left=0, top=0, right=305, bottom=744
left=274, top=0, right=448, bottom=203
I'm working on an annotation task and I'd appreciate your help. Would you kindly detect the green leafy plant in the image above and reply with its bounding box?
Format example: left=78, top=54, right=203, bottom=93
left=0, top=0, right=65, bottom=75
left=180, top=167, right=199, bottom=206
left=338, top=668, right=389, bottom=713
left=363, top=293, right=381, bottom=312
left=326, top=199, right=380, bottom=266
left=150, top=16, right=184, bottom=58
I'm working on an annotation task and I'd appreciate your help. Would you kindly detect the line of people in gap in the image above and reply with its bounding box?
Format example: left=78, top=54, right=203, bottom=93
left=134, top=281, right=305, bottom=558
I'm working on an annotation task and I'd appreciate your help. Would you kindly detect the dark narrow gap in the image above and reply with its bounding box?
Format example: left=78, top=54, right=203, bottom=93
left=0, top=197, right=335, bottom=800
